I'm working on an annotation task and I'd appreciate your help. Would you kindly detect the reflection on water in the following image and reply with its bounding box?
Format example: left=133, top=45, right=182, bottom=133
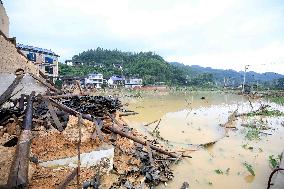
left=124, top=92, right=284, bottom=189
left=245, top=175, right=255, bottom=183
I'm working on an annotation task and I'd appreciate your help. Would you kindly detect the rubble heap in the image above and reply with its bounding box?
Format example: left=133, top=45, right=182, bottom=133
left=60, top=95, right=122, bottom=118
left=0, top=74, right=183, bottom=189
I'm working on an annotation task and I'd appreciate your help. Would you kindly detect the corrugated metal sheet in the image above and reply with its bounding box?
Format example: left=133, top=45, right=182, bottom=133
left=16, top=43, right=59, bottom=57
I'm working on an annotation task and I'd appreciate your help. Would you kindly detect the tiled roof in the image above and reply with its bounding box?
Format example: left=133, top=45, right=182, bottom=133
left=110, top=75, right=125, bottom=81
left=16, top=43, right=59, bottom=57
left=88, top=73, right=103, bottom=77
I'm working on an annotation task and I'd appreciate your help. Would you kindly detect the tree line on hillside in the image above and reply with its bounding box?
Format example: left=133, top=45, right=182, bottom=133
left=59, top=47, right=284, bottom=89
left=59, top=47, right=213, bottom=86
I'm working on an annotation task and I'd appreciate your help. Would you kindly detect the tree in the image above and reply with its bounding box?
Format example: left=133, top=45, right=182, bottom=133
left=276, top=78, right=284, bottom=89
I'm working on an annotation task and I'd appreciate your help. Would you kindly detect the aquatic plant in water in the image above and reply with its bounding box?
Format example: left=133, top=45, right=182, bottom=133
left=245, top=126, right=261, bottom=141
left=214, top=169, right=223, bottom=174
left=243, top=162, right=255, bottom=176
left=269, top=155, right=281, bottom=169
left=246, top=109, right=284, bottom=117
left=269, top=96, right=284, bottom=105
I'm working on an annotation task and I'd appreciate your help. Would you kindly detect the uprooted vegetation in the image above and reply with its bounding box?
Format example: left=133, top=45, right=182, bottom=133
left=269, top=155, right=281, bottom=169
left=237, top=104, right=284, bottom=117
left=246, top=109, right=284, bottom=117
left=268, top=95, right=284, bottom=105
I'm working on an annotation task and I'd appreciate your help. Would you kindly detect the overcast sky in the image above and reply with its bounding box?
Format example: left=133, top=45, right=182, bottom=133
left=3, top=0, right=284, bottom=74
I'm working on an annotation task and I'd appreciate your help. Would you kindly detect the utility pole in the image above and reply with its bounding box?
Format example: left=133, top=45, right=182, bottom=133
left=242, top=65, right=250, bottom=93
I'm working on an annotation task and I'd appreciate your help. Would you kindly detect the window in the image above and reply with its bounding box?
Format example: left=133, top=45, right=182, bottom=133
left=27, top=52, right=36, bottom=61
left=45, top=57, right=54, bottom=64
left=45, top=66, right=53, bottom=74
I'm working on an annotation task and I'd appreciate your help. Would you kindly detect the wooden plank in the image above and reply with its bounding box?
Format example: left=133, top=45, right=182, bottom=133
left=76, top=80, right=83, bottom=95
left=19, top=94, right=25, bottom=111
left=92, top=119, right=103, bottom=141
left=146, top=141, right=154, bottom=166
left=56, top=168, right=78, bottom=189
left=119, top=112, right=139, bottom=117
left=144, top=119, right=159, bottom=127
left=46, top=99, right=64, bottom=132
left=7, top=91, right=35, bottom=188
left=152, top=119, right=161, bottom=132
left=77, top=117, right=82, bottom=189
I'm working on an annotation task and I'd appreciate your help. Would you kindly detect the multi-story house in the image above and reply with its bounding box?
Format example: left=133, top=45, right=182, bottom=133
left=16, top=43, right=59, bottom=79
left=85, top=73, right=103, bottom=88
left=107, top=75, right=125, bottom=88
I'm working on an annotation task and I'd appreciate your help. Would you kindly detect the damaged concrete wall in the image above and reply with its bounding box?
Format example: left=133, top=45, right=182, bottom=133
left=0, top=1, right=9, bottom=37
left=0, top=34, right=39, bottom=74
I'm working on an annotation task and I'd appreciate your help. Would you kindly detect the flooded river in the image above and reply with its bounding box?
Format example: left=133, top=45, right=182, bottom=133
left=123, top=91, right=284, bottom=189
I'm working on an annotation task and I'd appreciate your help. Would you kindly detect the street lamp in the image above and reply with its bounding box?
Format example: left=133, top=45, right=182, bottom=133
left=242, top=65, right=250, bottom=93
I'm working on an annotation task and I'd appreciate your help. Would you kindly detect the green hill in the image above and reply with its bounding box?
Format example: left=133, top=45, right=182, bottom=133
left=60, top=48, right=187, bottom=85
left=59, top=47, right=284, bottom=88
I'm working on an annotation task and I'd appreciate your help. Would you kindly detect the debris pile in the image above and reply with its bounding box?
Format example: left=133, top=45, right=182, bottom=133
left=0, top=74, right=183, bottom=188
left=60, top=95, right=122, bottom=117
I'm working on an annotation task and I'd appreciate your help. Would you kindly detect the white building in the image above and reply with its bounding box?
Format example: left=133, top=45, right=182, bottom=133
left=85, top=73, right=103, bottom=88
left=107, top=75, right=125, bottom=88
left=65, top=60, right=73, bottom=66
left=125, top=78, right=143, bottom=88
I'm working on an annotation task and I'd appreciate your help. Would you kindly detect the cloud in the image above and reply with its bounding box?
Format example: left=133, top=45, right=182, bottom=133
left=166, top=42, right=284, bottom=74
left=3, top=0, right=284, bottom=74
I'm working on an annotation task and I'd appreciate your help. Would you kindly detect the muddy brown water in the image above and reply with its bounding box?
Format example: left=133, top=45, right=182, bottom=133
left=123, top=91, right=284, bottom=189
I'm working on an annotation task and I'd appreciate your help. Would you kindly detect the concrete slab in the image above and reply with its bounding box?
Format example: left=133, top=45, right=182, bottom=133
left=39, top=147, right=114, bottom=172
left=0, top=73, right=47, bottom=98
